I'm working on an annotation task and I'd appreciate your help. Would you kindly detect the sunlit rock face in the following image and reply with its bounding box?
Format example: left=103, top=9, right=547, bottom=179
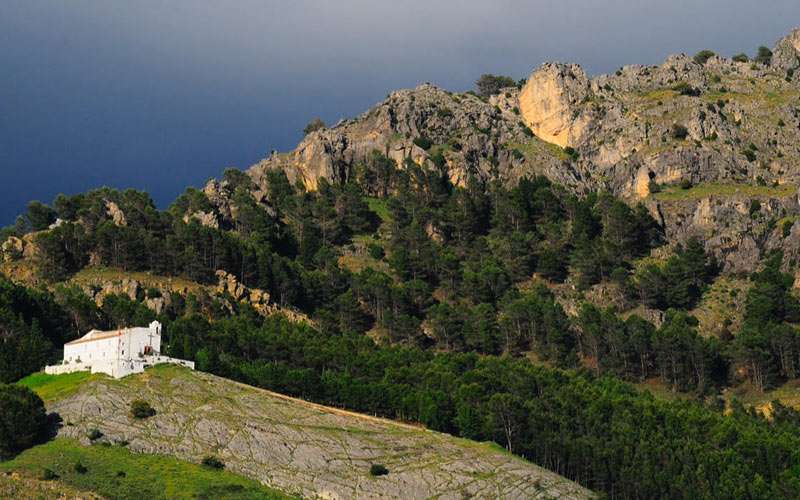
left=772, top=28, right=800, bottom=73
left=519, top=63, right=592, bottom=148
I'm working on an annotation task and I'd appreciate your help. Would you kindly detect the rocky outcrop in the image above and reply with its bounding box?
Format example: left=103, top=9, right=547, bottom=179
left=772, top=28, right=800, bottom=73
left=519, top=63, right=593, bottom=148
left=51, top=366, right=594, bottom=499
left=245, top=83, right=575, bottom=196
left=239, top=29, right=800, bottom=207
left=1, top=236, right=24, bottom=262
left=182, top=210, right=219, bottom=229
left=210, top=28, right=800, bottom=273
left=69, top=269, right=309, bottom=323
left=215, top=270, right=269, bottom=312
left=105, top=200, right=127, bottom=227
left=644, top=187, right=800, bottom=272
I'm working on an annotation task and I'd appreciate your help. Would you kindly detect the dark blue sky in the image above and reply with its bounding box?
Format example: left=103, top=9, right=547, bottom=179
left=1, top=1, right=798, bottom=225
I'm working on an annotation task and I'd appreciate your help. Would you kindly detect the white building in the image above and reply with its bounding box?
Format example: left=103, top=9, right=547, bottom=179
left=45, top=321, right=194, bottom=379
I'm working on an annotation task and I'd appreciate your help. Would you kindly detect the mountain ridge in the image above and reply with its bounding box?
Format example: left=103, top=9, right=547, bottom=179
left=203, top=27, right=800, bottom=273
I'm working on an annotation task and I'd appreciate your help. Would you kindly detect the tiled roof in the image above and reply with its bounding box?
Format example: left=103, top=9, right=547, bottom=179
left=65, top=330, right=123, bottom=346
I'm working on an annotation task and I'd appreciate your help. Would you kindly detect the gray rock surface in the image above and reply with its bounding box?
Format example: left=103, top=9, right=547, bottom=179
left=50, top=366, right=594, bottom=500
left=193, top=27, right=800, bottom=273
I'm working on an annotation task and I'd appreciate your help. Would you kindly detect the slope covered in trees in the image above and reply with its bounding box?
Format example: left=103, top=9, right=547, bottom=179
left=4, top=158, right=800, bottom=497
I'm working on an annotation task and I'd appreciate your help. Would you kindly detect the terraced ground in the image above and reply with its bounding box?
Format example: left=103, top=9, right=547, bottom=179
left=19, top=365, right=593, bottom=499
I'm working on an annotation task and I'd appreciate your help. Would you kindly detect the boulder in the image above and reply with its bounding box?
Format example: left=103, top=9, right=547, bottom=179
left=772, top=28, right=800, bottom=72
left=105, top=200, right=127, bottom=227
left=519, top=63, right=593, bottom=148
left=1, top=236, right=24, bottom=262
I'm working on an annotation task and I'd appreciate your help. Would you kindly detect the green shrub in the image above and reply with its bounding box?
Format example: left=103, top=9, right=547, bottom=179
left=742, top=149, right=756, bottom=162
left=74, top=461, right=88, bottom=474
left=130, top=399, right=156, bottom=419
left=436, top=108, right=453, bottom=119
left=0, top=384, right=47, bottom=459
left=672, top=82, right=701, bottom=96
left=430, top=151, right=446, bottom=169
left=563, top=146, right=579, bottom=161
left=648, top=180, right=662, bottom=194
left=783, top=220, right=794, bottom=237
left=732, top=53, right=749, bottom=63
left=201, top=455, right=225, bottom=469
left=475, top=74, right=516, bottom=98
left=749, top=199, right=761, bottom=216
left=303, top=117, right=326, bottom=136
left=693, top=50, right=716, bottom=65
left=369, top=463, right=389, bottom=476
left=754, top=46, right=772, bottom=65
left=671, top=124, right=689, bottom=140
left=87, top=428, right=103, bottom=441
left=367, top=244, right=385, bottom=260
left=413, top=137, right=433, bottom=150
left=41, top=468, right=59, bottom=480
left=679, top=179, right=693, bottom=190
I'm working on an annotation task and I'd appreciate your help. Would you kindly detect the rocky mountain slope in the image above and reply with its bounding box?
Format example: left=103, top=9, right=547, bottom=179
left=221, top=29, right=800, bottom=272
left=46, top=365, right=593, bottom=500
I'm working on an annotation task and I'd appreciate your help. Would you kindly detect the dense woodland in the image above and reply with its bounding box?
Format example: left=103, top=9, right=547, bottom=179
left=4, top=155, right=800, bottom=497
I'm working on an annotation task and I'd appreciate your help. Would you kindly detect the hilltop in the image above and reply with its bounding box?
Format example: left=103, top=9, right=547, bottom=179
left=9, top=366, right=592, bottom=500
left=233, top=28, right=800, bottom=272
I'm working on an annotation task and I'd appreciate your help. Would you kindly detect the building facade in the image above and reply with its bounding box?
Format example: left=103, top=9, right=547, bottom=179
left=45, top=321, right=194, bottom=378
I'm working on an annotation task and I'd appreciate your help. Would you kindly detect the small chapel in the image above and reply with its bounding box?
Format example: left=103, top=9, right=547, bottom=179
left=45, top=321, right=194, bottom=379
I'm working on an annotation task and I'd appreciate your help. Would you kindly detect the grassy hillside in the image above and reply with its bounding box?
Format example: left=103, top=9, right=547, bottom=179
left=0, top=439, right=289, bottom=500
left=25, top=365, right=592, bottom=499
left=17, top=371, right=100, bottom=402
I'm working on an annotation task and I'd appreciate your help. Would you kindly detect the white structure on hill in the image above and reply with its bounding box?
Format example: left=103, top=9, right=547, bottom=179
left=45, top=321, right=194, bottom=379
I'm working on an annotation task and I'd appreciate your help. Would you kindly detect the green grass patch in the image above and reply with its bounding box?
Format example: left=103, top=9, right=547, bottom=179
left=636, top=88, right=678, bottom=103
left=364, top=197, right=391, bottom=223
left=634, top=379, right=695, bottom=403
left=17, top=371, right=101, bottom=403
left=0, top=439, right=292, bottom=500
left=730, top=379, right=800, bottom=411
left=701, top=84, right=799, bottom=109
left=505, top=139, right=570, bottom=162
left=651, top=183, right=796, bottom=201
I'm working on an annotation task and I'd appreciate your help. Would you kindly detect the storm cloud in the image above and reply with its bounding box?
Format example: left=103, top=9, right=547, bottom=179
left=1, top=0, right=798, bottom=223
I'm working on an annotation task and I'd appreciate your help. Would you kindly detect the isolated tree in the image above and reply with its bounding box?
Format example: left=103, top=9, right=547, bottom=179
left=130, top=399, right=156, bottom=419
left=0, top=384, right=47, bottom=459
left=693, top=50, right=716, bottom=65
left=303, top=117, right=326, bottom=136
left=475, top=74, right=516, bottom=98
left=487, top=392, right=525, bottom=452
left=732, top=53, right=749, bottom=63
left=755, top=46, right=773, bottom=65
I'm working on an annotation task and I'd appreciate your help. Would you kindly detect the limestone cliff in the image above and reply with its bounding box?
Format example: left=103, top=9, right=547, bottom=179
left=209, top=28, right=800, bottom=273
left=518, top=63, right=593, bottom=148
